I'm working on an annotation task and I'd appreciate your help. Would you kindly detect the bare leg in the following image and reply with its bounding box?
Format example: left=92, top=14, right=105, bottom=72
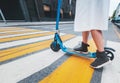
left=90, top=30, right=110, bottom=69
left=82, top=31, right=89, bottom=44
left=91, top=30, right=104, bottom=52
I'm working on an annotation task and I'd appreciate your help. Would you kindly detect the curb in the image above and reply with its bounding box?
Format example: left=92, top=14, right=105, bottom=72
left=0, top=21, right=74, bottom=27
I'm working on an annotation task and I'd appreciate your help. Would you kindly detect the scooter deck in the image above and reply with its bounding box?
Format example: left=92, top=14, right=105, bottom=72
left=65, top=48, right=96, bottom=58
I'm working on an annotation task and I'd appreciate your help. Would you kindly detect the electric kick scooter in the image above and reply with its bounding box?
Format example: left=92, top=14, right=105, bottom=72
left=50, top=0, right=115, bottom=60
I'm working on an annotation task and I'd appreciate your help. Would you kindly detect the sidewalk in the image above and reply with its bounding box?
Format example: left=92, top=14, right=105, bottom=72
left=0, top=21, right=74, bottom=27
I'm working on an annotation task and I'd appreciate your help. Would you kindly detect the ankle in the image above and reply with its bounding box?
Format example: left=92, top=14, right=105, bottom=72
left=96, top=50, right=104, bottom=53
left=82, top=42, right=89, bottom=47
left=96, top=50, right=107, bottom=58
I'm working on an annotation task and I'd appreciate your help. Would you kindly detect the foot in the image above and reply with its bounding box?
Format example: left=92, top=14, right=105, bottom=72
left=90, top=51, right=111, bottom=69
left=74, top=42, right=89, bottom=54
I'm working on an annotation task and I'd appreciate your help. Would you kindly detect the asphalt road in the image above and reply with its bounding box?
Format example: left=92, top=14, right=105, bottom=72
left=0, top=21, right=120, bottom=83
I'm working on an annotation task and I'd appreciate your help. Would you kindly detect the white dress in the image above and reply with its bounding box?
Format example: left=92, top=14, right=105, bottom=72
left=74, top=0, right=110, bottom=32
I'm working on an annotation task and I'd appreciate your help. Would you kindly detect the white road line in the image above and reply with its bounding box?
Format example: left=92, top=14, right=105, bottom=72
left=50, top=28, right=73, bottom=31
left=0, top=36, right=82, bottom=83
left=0, top=31, right=49, bottom=38
left=101, top=41, right=120, bottom=83
left=0, top=33, right=65, bottom=49
left=28, top=25, right=73, bottom=31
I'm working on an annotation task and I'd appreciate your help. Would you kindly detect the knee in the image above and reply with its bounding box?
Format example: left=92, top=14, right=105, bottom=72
left=90, top=30, right=101, bottom=33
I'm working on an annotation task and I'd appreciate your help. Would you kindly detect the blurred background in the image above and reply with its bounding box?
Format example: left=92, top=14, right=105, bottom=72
left=0, top=0, right=120, bottom=22
left=0, top=0, right=76, bottom=22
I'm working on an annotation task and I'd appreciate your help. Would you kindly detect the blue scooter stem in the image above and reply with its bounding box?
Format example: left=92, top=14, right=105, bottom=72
left=56, top=0, right=62, bottom=31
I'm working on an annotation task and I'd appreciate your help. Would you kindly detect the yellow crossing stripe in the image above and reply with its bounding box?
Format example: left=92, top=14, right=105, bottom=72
left=0, top=30, right=40, bottom=36
left=39, top=56, right=94, bottom=83
left=1, top=29, right=40, bottom=33
left=88, top=39, right=97, bottom=52
left=0, top=27, right=27, bottom=32
left=0, top=32, right=54, bottom=43
left=0, top=33, right=10, bottom=36
left=39, top=39, right=96, bottom=83
left=6, top=30, right=39, bottom=34
left=0, top=34, right=75, bottom=62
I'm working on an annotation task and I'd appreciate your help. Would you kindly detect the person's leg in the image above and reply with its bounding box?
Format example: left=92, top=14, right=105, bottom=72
left=82, top=31, right=89, bottom=44
left=90, top=30, right=104, bottom=52
left=90, top=30, right=110, bottom=68
left=74, top=31, right=89, bottom=54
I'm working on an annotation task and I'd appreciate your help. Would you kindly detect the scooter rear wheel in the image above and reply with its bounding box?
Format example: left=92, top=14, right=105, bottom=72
left=105, top=50, right=114, bottom=61
left=50, top=41, right=60, bottom=52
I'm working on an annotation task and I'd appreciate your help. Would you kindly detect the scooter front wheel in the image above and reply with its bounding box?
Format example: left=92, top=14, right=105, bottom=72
left=50, top=41, right=60, bottom=52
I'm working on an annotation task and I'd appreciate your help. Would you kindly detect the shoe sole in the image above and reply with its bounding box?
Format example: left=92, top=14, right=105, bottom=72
left=74, top=50, right=89, bottom=54
left=80, top=51, right=89, bottom=54
left=90, top=60, right=112, bottom=69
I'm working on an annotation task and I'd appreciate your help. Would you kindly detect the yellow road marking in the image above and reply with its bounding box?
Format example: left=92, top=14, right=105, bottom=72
left=0, top=30, right=40, bottom=36
left=0, top=27, right=41, bottom=32
left=0, top=27, right=26, bottom=32
left=39, top=56, right=94, bottom=83
left=0, top=32, right=54, bottom=43
left=1, top=29, right=40, bottom=33
left=39, top=39, right=96, bottom=83
left=5, top=30, right=40, bottom=34
left=88, top=39, right=97, bottom=52
left=0, top=34, right=75, bottom=62
left=0, top=33, right=11, bottom=36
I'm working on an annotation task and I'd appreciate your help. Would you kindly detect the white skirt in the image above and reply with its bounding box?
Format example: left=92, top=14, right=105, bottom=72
left=74, top=0, right=110, bottom=32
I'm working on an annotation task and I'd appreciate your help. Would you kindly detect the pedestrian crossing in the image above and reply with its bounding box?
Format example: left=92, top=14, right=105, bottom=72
left=0, top=27, right=76, bottom=83
left=0, top=27, right=75, bottom=63
left=0, top=27, right=119, bottom=83
left=0, top=31, right=55, bottom=42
